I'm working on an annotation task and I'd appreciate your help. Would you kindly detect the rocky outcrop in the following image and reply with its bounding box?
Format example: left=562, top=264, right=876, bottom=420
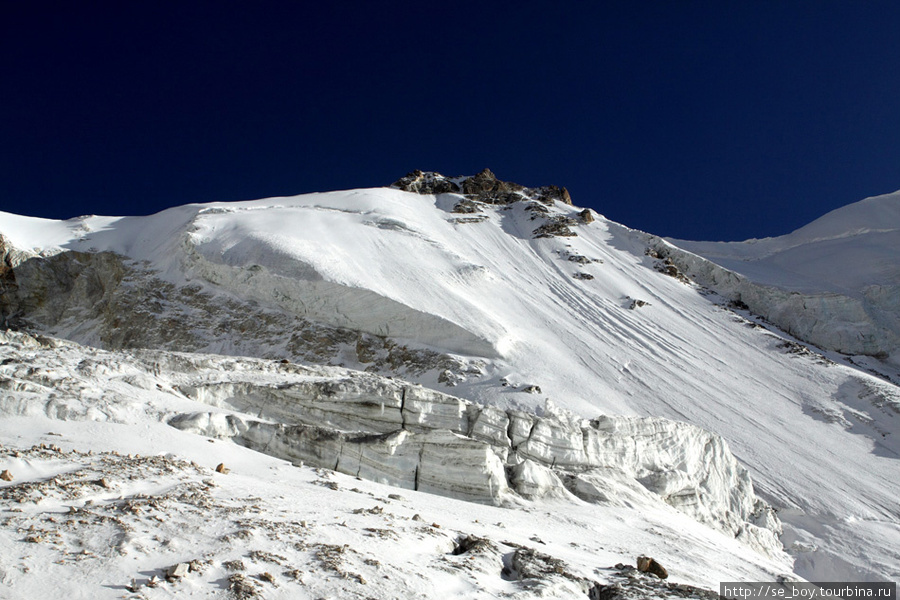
left=461, top=168, right=523, bottom=197
left=0, top=249, right=485, bottom=382
left=391, top=169, right=573, bottom=207
left=0, top=236, right=21, bottom=329
left=533, top=216, right=579, bottom=238
left=0, top=235, right=17, bottom=287
left=588, top=563, right=721, bottom=600
left=391, top=170, right=462, bottom=195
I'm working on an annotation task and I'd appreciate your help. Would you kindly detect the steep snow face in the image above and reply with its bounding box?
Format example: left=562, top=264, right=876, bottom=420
left=1, top=177, right=899, bottom=583
left=667, top=191, right=900, bottom=366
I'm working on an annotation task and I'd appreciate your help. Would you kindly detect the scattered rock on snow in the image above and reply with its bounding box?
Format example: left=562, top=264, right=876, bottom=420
left=228, top=573, right=261, bottom=598
left=215, top=463, right=230, bottom=474
left=1, top=469, right=13, bottom=481
left=628, top=298, right=650, bottom=310
left=636, top=555, right=668, bottom=579
left=166, top=562, right=190, bottom=579
left=533, top=216, right=579, bottom=238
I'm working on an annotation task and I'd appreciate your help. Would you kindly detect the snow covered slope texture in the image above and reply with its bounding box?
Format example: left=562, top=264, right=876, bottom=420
left=0, top=171, right=898, bottom=584
left=664, top=191, right=900, bottom=368
left=0, top=329, right=794, bottom=599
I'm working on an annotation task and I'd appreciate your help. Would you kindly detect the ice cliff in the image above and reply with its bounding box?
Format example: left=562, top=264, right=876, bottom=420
left=0, top=329, right=782, bottom=556
left=662, top=191, right=900, bottom=368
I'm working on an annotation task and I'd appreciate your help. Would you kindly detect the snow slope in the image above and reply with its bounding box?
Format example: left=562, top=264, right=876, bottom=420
left=0, top=330, right=791, bottom=599
left=671, top=191, right=900, bottom=294
left=666, top=191, right=900, bottom=367
left=1, top=175, right=898, bottom=587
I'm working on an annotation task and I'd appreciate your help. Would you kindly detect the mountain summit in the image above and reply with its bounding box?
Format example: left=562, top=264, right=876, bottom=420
left=0, top=174, right=897, bottom=595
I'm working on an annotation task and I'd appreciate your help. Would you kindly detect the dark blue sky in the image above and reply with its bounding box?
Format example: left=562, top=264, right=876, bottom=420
left=2, top=2, right=898, bottom=241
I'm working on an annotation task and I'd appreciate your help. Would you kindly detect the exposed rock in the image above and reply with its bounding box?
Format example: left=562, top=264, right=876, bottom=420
left=462, top=168, right=524, bottom=197
left=257, top=572, right=276, bottom=585
left=0, top=248, right=478, bottom=382
left=652, top=255, right=690, bottom=283
left=636, top=555, right=668, bottom=579
left=451, top=534, right=498, bottom=556
left=215, top=463, right=229, bottom=474
left=574, top=273, right=595, bottom=280
left=579, top=208, right=594, bottom=223
left=0, top=236, right=18, bottom=306
left=437, top=369, right=457, bottom=386
left=533, top=216, right=578, bottom=238
left=166, top=562, right=191, bottom=579
left=589, top=563, right=719, bottom=600
left=525, top=202, right=551, bottom=219
left=509, top=546, right=573, bottom=580
left=228, top=573, right=261, bottom=599
left=628, top=299, right=650, bottom=309
left=522, top=385, right=542, bottom=394
left=391, top=170, right=461, bottom=194
left=0, top=469, right=12, bottom=481
left=532, top=185, right=572, bottom=206
left=452, top=198, right=482, bottom=214
left=394, top=169, right=571, bottom=209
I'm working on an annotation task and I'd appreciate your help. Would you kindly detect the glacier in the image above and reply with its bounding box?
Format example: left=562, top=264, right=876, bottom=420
left=0, top=170, right=898, bottom=594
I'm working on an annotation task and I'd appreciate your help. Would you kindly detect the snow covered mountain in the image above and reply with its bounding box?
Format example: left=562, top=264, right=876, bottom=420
left=664, top=191, right=900, bottom=371
left=0, top=170, right=897, bottom=597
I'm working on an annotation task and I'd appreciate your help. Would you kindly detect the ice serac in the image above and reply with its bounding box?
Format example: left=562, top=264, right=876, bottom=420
left=659, top=191, right=900, bottom=366
left=651, top=237, right=900, bottom=363
left=167, top=414, right=510, bottom=504
left=169, top=367, right=782, bottom=554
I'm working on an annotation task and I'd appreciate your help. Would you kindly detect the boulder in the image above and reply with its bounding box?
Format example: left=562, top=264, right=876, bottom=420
left=166, top=562, right=191, bottom=579
left=636, top=555, right=668, bottom=579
